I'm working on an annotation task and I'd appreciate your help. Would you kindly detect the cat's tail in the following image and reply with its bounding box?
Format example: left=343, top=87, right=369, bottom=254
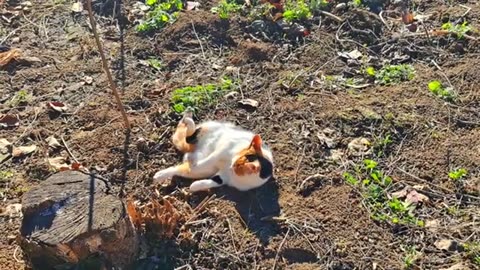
left=172, top=116, right=196, bottom=153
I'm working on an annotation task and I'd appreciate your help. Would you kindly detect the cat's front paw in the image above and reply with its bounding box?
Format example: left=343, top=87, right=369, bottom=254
left=189, top=179, right=222, bottom=192
left=153, top=169, right=173, bottom=184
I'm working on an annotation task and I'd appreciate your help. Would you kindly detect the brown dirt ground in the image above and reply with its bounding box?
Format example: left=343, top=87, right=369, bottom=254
left=1, top=0, right=479, bottom=269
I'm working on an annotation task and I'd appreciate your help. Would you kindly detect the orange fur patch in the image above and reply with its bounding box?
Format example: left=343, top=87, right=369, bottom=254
left=234, top=161, right=260, bottom=176
left=172, top=122, right=195, bottom=153
left=177, top=162, right=191, bottom=174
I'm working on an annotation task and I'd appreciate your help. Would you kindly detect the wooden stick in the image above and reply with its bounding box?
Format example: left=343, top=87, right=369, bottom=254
left=85, top=0, right=130, bottom=130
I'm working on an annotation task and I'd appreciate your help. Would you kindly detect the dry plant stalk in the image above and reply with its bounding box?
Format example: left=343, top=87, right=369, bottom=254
left=0, top=48, right=21, bottom=66
left=127, top=196, right=185, bottom=238
left=85, top=0, right=130, bottom=129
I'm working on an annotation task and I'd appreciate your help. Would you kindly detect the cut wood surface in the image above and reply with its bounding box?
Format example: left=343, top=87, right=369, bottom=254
left=19, top=171, right=138, bottom=269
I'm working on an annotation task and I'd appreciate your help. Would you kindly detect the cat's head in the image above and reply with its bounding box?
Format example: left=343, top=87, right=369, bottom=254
left=233, top=134, right=273, bottom=179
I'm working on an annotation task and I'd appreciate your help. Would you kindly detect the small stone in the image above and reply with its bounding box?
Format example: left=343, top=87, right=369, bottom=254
left=84, top=76, right=93, bottom=85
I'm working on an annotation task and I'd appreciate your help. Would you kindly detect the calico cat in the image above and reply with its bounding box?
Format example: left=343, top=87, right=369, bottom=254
left=153, top=111, right=274, bottom=192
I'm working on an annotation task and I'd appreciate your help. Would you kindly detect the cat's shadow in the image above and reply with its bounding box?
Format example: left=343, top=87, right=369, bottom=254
left=215, top=177, right=281, bottom=245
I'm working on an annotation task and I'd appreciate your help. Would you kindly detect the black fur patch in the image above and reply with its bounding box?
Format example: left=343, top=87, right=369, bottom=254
left=186, top=127, right=202, bottom=144
left=243, top=154, right=273, bottom=179
left=211, top=175, right=223, bottom=184
left=258, top=156, right=273, bottom=179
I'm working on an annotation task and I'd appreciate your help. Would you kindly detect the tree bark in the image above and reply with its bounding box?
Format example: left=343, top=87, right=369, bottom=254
left=19, top=171, right=138, bottom=270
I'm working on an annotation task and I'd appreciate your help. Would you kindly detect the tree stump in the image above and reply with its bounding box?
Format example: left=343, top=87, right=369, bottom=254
left=19, top=171, right=138, bottom=270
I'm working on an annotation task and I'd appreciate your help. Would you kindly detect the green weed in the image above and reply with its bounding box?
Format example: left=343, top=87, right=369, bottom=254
left=283, top=0, right=312, bottom=22
left=402, top=246, right=419, bottom=269
left=211, top=0, right=242, bottom=19
left=463, top=242, right=480, bottom=266
left=448, top=168, right=467, bottom=181
left=171, top=77, right=235, bottom=113
left=344, top=160, right=424, bottom=226
left=428, top=80, right=455, bottom=102
left=352, top=0, right=364, bottom=7
left=372, top=64, right=415, bottom=85
left=0, top=170, right=14, bottom=182
left=373, top=134, right=392, bottom=157
left=309, top=0, right=330, bottom=11
left=147, top=58, right=162, bottom=71
left=442, top=21, right=472, bottom=39
left=248, top=2, right=275, bottom=20
left=136, top=0, right=183, bottom=33
left=9, top=89, right=32, bottom=106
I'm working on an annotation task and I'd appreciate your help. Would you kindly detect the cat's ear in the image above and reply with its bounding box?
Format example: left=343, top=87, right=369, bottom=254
left=251, top=134, right=263, bottom=154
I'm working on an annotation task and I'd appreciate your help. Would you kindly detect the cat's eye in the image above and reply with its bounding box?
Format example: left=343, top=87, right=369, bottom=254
left=245, top=154, right=258, bottom=162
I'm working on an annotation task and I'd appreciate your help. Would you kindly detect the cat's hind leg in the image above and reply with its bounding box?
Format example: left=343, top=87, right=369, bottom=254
left=171, top=112, right=196, bottom=153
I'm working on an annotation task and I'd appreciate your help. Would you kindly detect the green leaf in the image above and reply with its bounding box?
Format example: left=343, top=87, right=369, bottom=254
left=343, top=172, right=359, bottom=185
left=146, top=0, right=158, bottom=6
left=173, top=103, right=185, bottom=113
left=428, top=80, right=442, bottom=93
left=363, top=159, right=378, bottom=170
left=366, top=66, right=376, bottom=76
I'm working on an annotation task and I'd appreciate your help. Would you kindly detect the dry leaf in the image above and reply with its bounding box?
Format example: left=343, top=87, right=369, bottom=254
left=0, top=48, right=21, bottom=66
left=1, top=203, right=22, bottom=218
left=0, top=138, right=12, bottom=163
left=129, top=195, right=184, bottom=239
left=402, top=10, right=415, bottom=24
left=0, top=138, right=12, bottom=153
left=317, top=133, right=337, bottom=148
left=239, top=98, right=259, bottom=108
left=126, top=199, right=143, bottom=228
left=347, top=137, right=371, bottom=156
left=71, top=162, right=82, bottom=170
left=391, top=188, right=408, bottom=199
left=0, top=114, right=20, bottom=128
left=186, top=1, right=200, bottom=10
left=71, top=2, right=83, bottom=13
left=405, top=190, right=429, bottom=204
left=425, top=219, right=440, bottom=232
left=46, top=136, right=62, bottom=148
left=56, top=243, right=79, bottom=263
left=434, top=239, right=457, bottom=251
left=48, top=157, right=70, bottom=171
left=48, top=101, right=68, bottom=113
left=12, top=144, right=37, bottom=158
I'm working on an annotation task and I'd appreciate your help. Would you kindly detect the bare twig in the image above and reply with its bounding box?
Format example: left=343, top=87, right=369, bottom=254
left=459, top=5, right=471, bottom=18
left=431, top=60, right=455, bottom=90
left=85, top=0, right=130, bottom=130
left=13, top=245, right=24, bottom=263
left=191, top=22, right=206, bottom=59
left=181, top=194, right=216, bottom=229
left=298, top=173, right=324, bottom=191
left=272, top=227, right=290, bottom=270
left=61, top=136, right=79, bottom=164
left=318, top=10, right=344, bottom=23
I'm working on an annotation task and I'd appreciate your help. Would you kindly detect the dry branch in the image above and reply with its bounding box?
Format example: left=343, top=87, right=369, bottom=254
left=85, top=0, right=130, bottom=129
